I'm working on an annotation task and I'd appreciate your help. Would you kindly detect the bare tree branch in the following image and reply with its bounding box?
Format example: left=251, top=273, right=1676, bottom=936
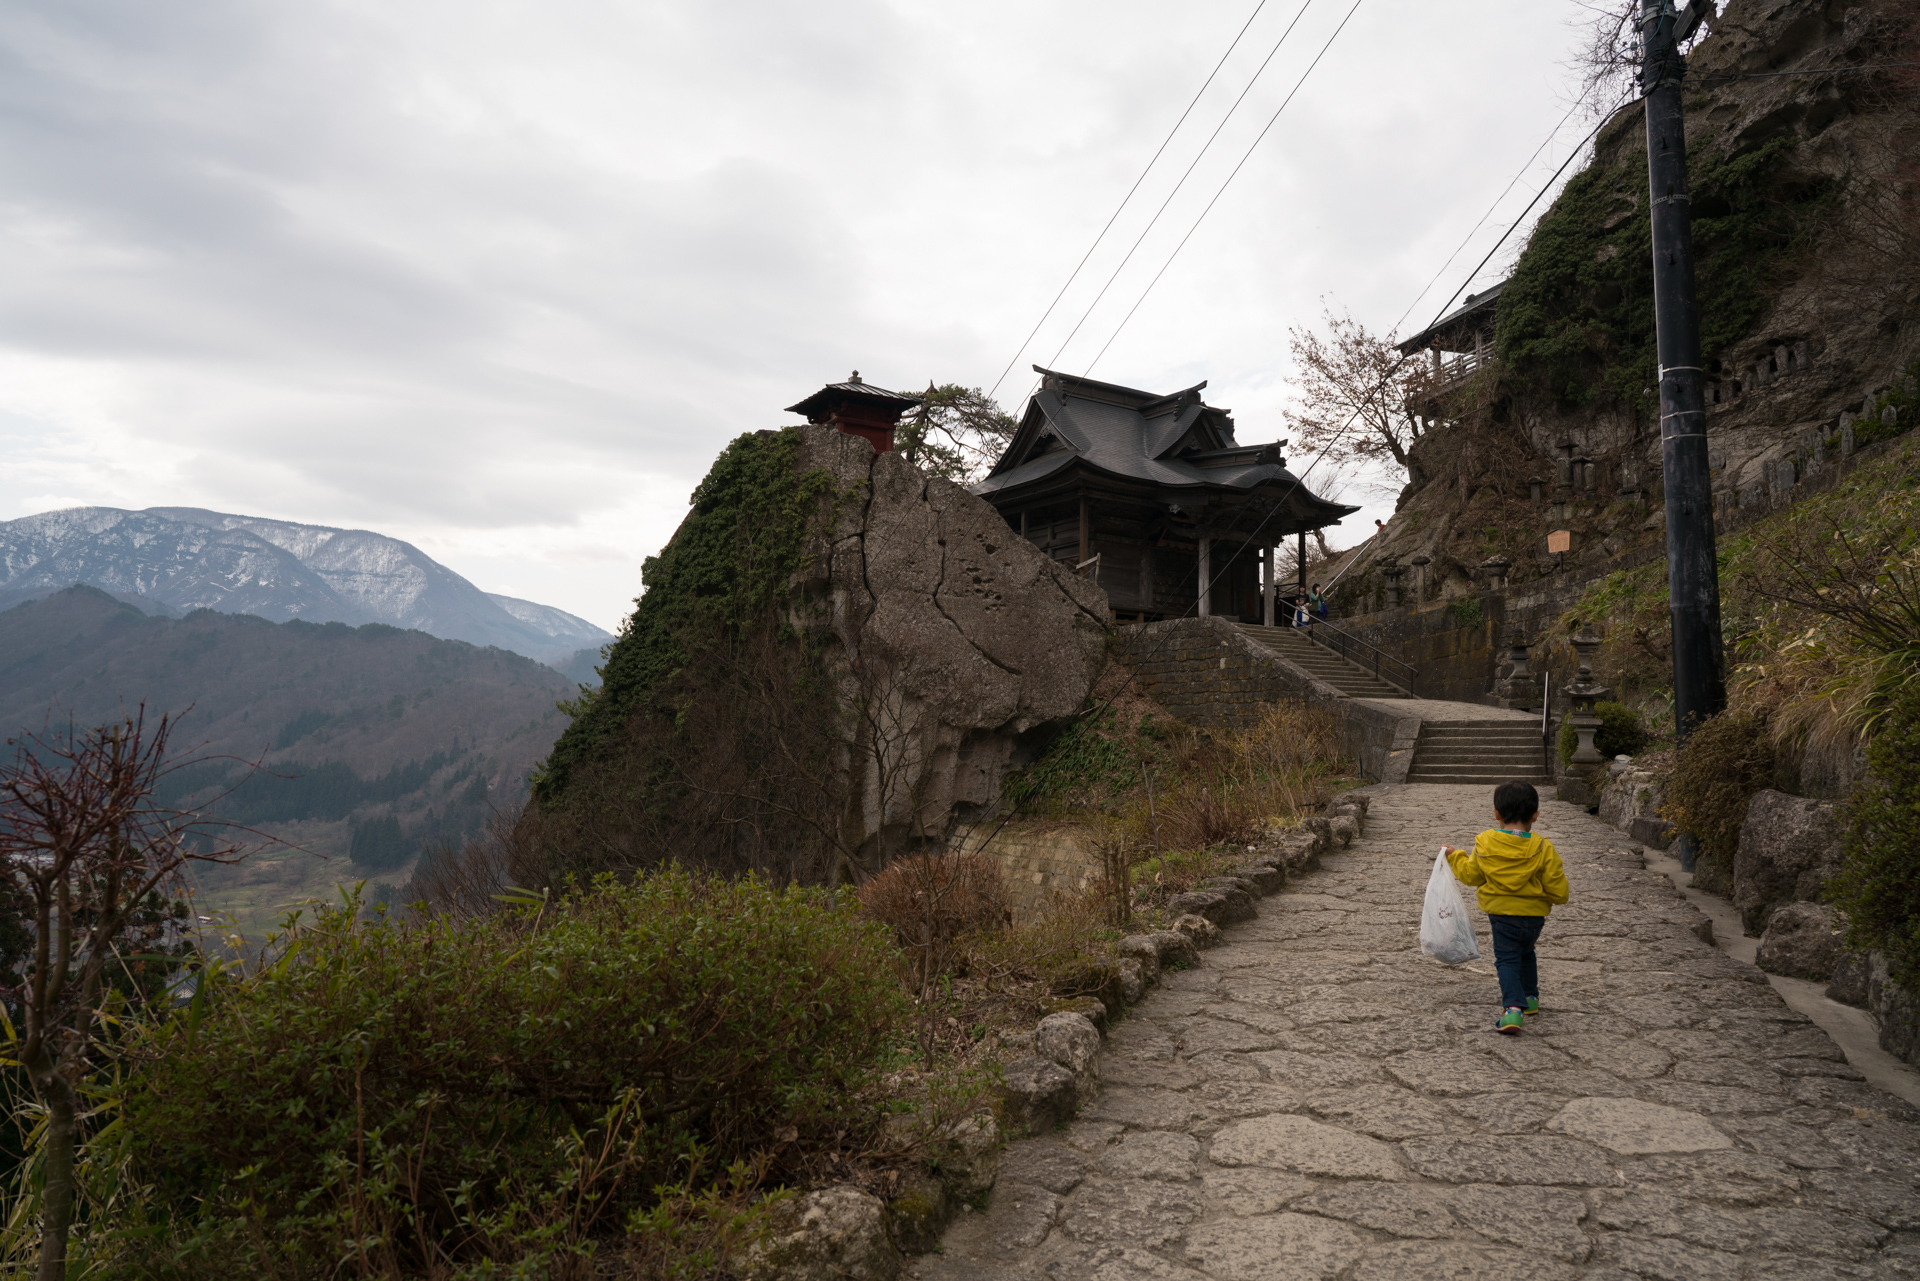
left=0, top=708, right=262, bottom=1279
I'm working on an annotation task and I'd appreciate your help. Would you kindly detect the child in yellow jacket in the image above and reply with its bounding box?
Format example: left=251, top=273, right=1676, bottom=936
left=1442, top=781, right=1570, bottom=1035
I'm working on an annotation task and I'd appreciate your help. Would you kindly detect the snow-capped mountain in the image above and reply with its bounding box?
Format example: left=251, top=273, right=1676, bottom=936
left=0, top=507, right=613, bottom=666
left=486, top=593, right=614, bottom=656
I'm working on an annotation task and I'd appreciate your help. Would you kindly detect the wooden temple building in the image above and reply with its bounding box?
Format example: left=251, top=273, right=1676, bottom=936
left=785, top=366, right=1357, bottom=623
left=969, top=367, right=1357, bottom=623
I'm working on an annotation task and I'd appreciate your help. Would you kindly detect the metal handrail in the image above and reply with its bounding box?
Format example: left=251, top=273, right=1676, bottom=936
left=1318, top=529, right=1379, bottom=595
left=1541, top=671, right=1553, bottom=779
left=1300, top=618, right=1419, bottom=696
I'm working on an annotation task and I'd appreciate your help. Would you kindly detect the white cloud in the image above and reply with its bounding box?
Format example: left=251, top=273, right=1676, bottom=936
left=0, top=0, right=1605, bottom=631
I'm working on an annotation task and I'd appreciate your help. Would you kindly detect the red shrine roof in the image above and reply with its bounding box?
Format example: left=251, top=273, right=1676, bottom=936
left=785, top=372, right=923, bottom=423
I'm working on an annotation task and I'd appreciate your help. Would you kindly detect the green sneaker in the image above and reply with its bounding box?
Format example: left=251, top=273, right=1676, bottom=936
left=1496, top=1008, right=1526, bottom=1035
left=1524, top=997, right=1540, bottom=1015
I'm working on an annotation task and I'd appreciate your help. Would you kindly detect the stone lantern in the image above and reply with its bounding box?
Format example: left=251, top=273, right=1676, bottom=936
left=1500, top=630, right=1536, bottom=710
left=1561, top=626, right=1611, bottom=766
left=1379, top=556, right=1404, bottom=609
left=1479, top=555, right=1512, bottom=593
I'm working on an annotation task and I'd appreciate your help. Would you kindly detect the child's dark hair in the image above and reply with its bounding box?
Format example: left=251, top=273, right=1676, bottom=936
left=1494, top=780, right=1539, bottom=823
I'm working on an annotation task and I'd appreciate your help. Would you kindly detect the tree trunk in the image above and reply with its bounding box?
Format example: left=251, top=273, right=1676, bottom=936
left=36, top=1071, right=77, bottom=1281
left=1382, top=431, right=1410, bottom=469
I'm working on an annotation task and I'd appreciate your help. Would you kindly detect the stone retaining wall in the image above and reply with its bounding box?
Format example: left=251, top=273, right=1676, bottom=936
left=952, top=823, right=1100, bottom=926
left=1117, top=618, right=1420, bottom=784
left=1326, top=433, right=1920, bottom=713
left=1119, top=617, right=1328, bottom=730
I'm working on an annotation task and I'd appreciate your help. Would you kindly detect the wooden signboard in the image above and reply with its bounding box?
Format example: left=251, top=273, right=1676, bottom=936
left=1547, top=529, right=1572, bottom=554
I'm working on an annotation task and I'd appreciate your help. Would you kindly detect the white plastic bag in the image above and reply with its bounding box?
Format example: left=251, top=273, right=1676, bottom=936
left=1420, top=847, right=1480, bottom=965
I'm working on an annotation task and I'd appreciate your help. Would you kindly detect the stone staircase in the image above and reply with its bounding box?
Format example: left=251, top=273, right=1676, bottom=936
left=1231, top=623, right=1410, bottom=700
left=1405, top=720, right=1553, bottom=785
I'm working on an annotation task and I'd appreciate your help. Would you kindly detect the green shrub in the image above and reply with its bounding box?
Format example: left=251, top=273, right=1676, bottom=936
left=1661, top=708, right=1776, bottom=894
left=1596, top=701, right=1649, bottom=758
left=107, top=870, right=906, bottom=1276
left=1557, top=700, right=1649, bottom=765
left=1445, top=596, right=1484, bottom=629
left=1830, top=684, right=1920, bottom=991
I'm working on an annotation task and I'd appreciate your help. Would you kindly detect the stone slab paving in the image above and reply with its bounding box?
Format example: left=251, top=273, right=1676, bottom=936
left=919, top=784, right=1920, bottom=1281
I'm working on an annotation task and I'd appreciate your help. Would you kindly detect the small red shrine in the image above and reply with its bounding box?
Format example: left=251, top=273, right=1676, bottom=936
left=785, top=372, right=923, bottom=453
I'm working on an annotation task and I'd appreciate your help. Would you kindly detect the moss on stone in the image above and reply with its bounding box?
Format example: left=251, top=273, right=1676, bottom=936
left=534, top=427, right=851, bottom=806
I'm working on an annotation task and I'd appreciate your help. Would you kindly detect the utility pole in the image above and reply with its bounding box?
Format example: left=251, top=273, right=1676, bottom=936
left=1643, top=0, right=1725, bottom=749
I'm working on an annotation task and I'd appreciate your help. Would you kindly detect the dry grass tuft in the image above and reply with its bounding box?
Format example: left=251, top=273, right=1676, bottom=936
left=856, top=851, right=1010, bottom=980
left=1133, top=700, right=1347, bottom=853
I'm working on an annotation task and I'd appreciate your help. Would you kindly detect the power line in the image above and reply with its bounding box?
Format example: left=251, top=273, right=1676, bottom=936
left=1083, top=0, right=1367, bottom=377
left=1177, top=105, right=1623, bottom=614
left=1389, top=89, right=1595, bottom=337
left=984, top=0, right=1275, bottom=403
left=966, top=99, right=1636, bottom=859
left=1413, top=106, right=1615, bottom=340
left=1032, top=0, right=1321, bottom=381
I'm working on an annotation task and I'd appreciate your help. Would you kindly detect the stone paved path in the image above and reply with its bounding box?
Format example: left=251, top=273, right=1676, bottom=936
left=921, top=784, right=1920, bottom=1281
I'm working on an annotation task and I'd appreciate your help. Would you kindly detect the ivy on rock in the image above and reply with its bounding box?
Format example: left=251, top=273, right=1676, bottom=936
left=1496, top=137, right=1837, bottom=411
left=534, top=428, right=848, bottom=806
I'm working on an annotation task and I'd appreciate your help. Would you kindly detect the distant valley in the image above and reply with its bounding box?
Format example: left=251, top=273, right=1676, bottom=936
left=0, top=586, right=581, bottom=936
left=0, top=505, right=613, bottom=674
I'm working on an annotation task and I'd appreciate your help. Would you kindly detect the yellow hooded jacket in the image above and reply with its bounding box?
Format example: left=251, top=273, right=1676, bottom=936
left=1445, top=829, right=1570, bottom=917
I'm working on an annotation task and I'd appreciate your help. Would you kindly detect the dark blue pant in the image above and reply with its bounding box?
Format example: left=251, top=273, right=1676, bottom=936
left=1489, top=914, right=1546, bottom=1010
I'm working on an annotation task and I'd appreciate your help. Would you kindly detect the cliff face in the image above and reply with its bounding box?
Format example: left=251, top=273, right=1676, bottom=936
left=1326, top=0, right=1918, bottom=613
left=795, top=427, right=1112, bottom=860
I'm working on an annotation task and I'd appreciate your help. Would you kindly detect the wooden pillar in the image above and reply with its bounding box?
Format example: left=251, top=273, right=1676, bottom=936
left=1078, top=497, right=1090, bottom=565
left=1297, top=530, right=1308, bottom=600
left=1261, top=546, right=1275, bottom=626
left=1197, top=535, right=1211, bottom=618
left=1019, top=509, right=1028, bottom=539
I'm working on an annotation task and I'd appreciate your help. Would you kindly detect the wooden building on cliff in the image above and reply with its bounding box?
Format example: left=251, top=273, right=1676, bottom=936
left=1396, top=280, right=1504, bottom=415
left=969, top=367, right=1357, bottom=622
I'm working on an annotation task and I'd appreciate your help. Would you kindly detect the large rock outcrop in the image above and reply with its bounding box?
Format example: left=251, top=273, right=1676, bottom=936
left=524, top=425, right=1106, bottom=886
left=1733, top=788, right=1845, bottom=935
left=795, top=427, right=1110, bottom=859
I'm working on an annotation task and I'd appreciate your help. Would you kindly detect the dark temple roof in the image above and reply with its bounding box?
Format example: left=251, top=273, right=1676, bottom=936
left=969, top=367, right=1356, bottom=535
left=1396, top=279, right=1505, bottom=355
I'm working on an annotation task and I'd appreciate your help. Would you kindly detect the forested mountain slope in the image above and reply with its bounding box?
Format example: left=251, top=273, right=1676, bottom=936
left=0, top=586, right=574, bottom=931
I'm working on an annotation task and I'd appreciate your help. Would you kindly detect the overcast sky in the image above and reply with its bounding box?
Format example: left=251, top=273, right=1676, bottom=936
left=0, top=0, right=1610, bottom=632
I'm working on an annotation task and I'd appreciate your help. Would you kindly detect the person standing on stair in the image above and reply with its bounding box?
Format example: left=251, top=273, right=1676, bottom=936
left=1441, top=781, right=1570, bottom=1035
